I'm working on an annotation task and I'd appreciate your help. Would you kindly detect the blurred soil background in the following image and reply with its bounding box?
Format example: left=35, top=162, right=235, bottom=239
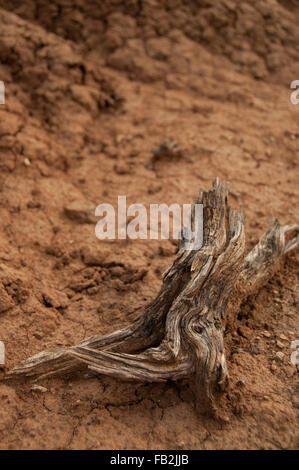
left=0, top=0, right=298, bottom=449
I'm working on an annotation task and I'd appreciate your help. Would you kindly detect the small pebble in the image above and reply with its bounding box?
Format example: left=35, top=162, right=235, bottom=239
left=262, top=331, right=271, bottom=338
left=237, top=378, right=246, bottom=386
left=279, top=334, right=288, bottom=341
left=276, top=352, right=284, bottom=361
left=31, top=385, right=48, bottom=393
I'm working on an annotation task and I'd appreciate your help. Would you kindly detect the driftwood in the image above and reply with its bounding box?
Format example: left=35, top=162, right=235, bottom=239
left=6, top=179, right=299, bottom=415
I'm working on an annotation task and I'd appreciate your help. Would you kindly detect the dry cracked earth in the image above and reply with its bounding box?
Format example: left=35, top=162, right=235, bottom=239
left=0, top=0, right=298, bottom=450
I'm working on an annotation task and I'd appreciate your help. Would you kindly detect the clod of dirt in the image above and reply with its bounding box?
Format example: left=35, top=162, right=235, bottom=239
left=0, top=284, right=14, bottom=313
left=42, top=288, right=69, bottom=309
left=150, top=138, right=185, bottom=170
left=64, top=200, right=97, bottom=224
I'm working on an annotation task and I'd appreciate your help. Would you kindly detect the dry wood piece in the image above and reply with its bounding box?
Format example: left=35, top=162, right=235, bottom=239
left=6, top=179, right=299, bottom=415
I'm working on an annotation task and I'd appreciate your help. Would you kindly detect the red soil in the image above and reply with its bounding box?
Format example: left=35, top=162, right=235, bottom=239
left=0, top=0, right=298, bottom=449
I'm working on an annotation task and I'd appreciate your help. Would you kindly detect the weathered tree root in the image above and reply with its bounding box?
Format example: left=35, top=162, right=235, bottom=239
left=6, top=179, right=299, bottom=415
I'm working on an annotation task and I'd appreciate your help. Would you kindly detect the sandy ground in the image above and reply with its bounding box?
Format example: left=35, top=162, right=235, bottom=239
left=0, top=0, right=298, bottom=449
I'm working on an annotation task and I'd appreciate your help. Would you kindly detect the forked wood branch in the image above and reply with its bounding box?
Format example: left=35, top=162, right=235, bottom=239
left=6, top=179, right=299, bottom=414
